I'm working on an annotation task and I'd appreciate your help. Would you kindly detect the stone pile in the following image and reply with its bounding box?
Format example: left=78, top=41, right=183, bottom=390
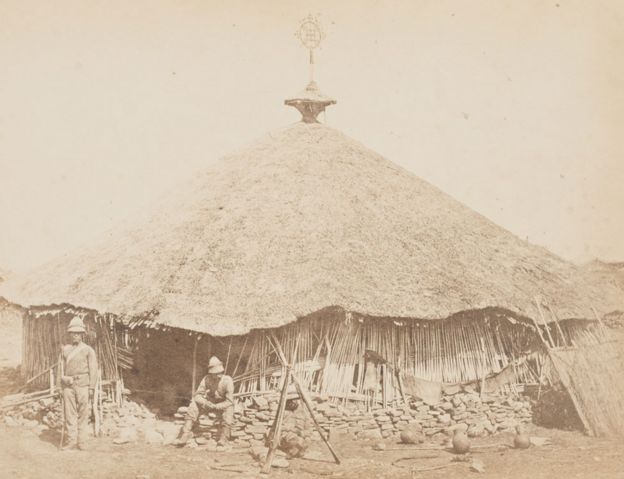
left=2, top=390, right=532, bottom=448
left=1, top=395, right=181, bottom=446
left=2, top=396, right=61, bottom=434
left=103, top=399, right=180, bottom=445
left=173, top=395, right=283, bottom=449
left=310, top=392, right=532, bottom=441
left=174, top=391, right=532, bottom=447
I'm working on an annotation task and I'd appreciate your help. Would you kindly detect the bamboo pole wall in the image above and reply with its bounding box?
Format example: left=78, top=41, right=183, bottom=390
left=230, top=309, right=542, bottom=402
left=21, top=305, right=552, bottom=410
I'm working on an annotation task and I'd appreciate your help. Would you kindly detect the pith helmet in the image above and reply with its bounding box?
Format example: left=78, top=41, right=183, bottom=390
left=67, top=316, right=86, bottom=333
left=207, top=356, right=224, bottom=374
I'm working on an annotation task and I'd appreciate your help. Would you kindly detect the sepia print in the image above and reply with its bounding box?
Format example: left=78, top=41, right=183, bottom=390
left=1, top=2, right=623, bottom=478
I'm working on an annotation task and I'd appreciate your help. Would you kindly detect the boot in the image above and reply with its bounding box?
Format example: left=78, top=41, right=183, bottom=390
left=174, top=420, right=194, bottom=447
left=216, top=425, right=231, bottom=451
left=61, top=442, right=77, bottom=451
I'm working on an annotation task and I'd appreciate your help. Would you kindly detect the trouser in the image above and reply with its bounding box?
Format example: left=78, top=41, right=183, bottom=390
left=63, top=385, right=89, bottom=446
left=185, top=400, right=233, bottom=443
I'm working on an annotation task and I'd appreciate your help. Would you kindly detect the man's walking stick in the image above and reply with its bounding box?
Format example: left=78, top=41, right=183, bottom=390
left=58, top=390, right=65, bottom=450
left=92, top=370, right=101, bottom=437
left=57, top=357, right=65, bottom=450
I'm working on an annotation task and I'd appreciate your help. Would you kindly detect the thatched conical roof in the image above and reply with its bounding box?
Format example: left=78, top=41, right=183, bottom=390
left=582, top=260, right=624, bottom=295
left=2, top=122, right=622, bottom=335
left=0, top=266, right=13, bottom=284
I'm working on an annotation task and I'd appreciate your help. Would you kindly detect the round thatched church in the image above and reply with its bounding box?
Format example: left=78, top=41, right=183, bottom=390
left=2, top=66, right=622, bottom=419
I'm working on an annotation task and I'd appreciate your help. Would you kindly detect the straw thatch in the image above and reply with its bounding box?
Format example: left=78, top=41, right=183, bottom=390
left=0, top=267, right=12, bottom=284
left=542, top=323, right=624, bottom=438
left=2, top=122, right=622, bottom=335
left=582, top=260, right=624, bottom=295
left=0, top=298, right=24, bottom=367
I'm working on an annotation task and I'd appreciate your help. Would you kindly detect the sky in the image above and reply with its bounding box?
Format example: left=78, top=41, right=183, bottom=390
left=0, top=0, right=623, bottom=273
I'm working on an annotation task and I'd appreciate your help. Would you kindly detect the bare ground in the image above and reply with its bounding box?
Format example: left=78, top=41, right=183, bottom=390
left=0, top=422, right=622, bottom=479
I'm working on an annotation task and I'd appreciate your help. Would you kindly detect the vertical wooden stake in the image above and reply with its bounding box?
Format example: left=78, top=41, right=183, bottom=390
left=529, top=316, right=550, bottom=349
left=546, top=306, right=569, bottom=348
left=479, top=337, right=486, bottom=397
left=98, top=372, right=103, bottom=433
left=396, top=368, right=407, bottom=404
left=224, top=337, right=233, bottom=372
left=191, top=336, right=200, bottom=397
left=262, top=367, right=291, bottom=474
left=381, top=364, right=387, bottom=409
left=119, top=377, right=125, bottom=407
left=534, top=298, right=556, bottom=347
left=591, top=306, right=607, bottom=337
left=320, top=335, right=331, bottom=395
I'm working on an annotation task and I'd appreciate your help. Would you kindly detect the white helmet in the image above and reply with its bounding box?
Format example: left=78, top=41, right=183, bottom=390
left=207, top=356, right=224, bottom=374
left=67, top=316, right=86, bottom=333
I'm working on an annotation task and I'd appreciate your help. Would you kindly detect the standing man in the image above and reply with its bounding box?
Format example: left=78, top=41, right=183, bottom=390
left=60, top=316, right=98, bottom=451
left=176, top=356, right=234, bottom=450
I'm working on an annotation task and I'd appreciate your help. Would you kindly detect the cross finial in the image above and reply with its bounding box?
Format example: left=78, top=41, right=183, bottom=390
left=295, top=14, right=324, bottom=84
left=285, top=14, right=336, bottom=123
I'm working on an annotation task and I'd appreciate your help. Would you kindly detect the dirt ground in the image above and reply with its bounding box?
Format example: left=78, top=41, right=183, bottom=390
left=0, top=422, right=622, bottom=479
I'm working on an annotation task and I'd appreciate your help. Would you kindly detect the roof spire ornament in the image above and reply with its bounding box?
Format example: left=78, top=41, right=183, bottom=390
left=285, top=14, right=336, bottom=123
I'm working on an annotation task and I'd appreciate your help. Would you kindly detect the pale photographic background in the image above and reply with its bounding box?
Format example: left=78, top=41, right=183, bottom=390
left=1, top=0, right=622, bottom=273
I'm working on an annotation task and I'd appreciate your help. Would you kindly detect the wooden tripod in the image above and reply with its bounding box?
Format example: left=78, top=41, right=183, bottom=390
left=261, top=333, right=341, bottom=474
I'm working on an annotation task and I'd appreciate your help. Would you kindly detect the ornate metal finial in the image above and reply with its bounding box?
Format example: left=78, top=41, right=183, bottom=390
left=295, top=14, right=325, bottom=84
left=285, top=14, right=336, bottom=123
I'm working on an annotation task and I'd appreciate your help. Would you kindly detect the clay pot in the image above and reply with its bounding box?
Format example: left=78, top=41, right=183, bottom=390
left=400, top=428, right=421, bottom=445
left=514, top=425, right=531, bottom=449
left=452, top=429, right=470, bottom=454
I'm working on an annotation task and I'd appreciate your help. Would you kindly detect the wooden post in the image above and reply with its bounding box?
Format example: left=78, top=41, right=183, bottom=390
left=98, top=372, right=103, bottom=431
left=381, top=364, right=386, bottom=409
left=224, top=337, right=233, bottom=372
left=534, top=298, right=555, bottom=347
left=320, top=335, right=331, bottom=395
left=396, top=368, right=407, bottom=404
left=591, top=306, right=605, bottom=327
left=536, top=361, right=545, bottom=401
left=479, top=337, right=487, bottom=397
left=119, top=377, right=125, bottom=407
left=191, top=336, right=200, bottom=397
left=261, top=367, right=291, bottom=474
left=546, top=306, right=569, bottom=348
left=529, top=315, right=550, bottom=349
left=112, top=317, right=120, bottom=382
left=49, top=368, right=55, bottom=395
left=591, top=306, right=608, bottom=340
left=260, top=332, right=267, bottom=392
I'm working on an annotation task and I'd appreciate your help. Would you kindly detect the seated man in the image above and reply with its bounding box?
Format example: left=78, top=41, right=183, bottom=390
left=175, top=356, right=234, bottom=449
